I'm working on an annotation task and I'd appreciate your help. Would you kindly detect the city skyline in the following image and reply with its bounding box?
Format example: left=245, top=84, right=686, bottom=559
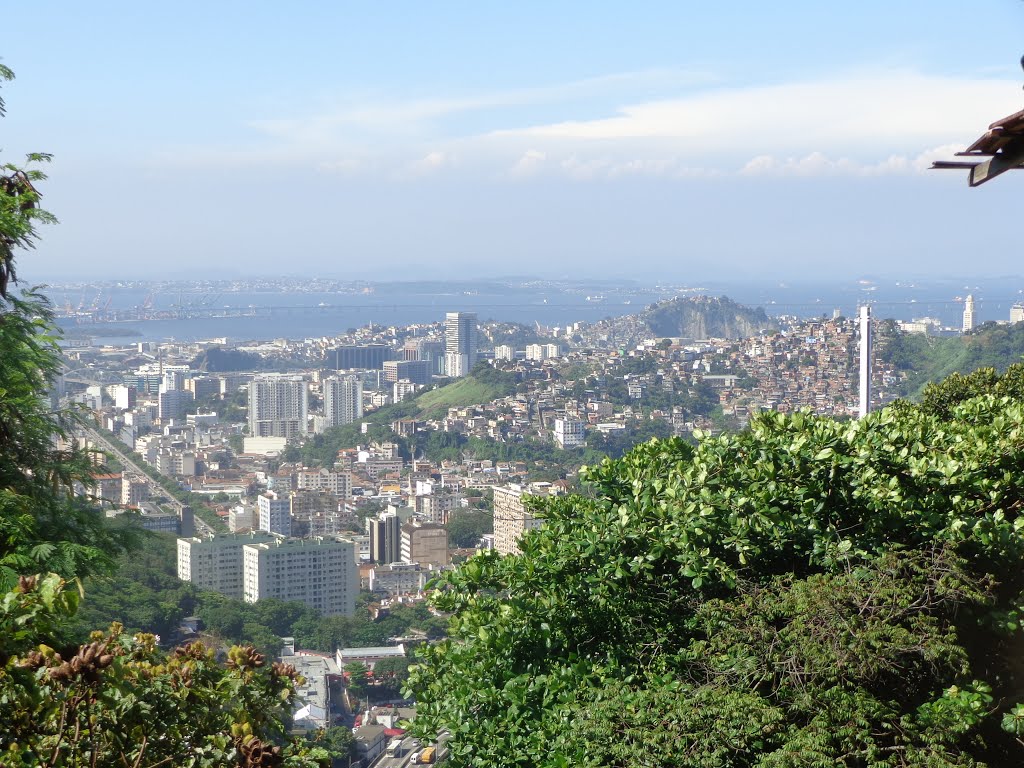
left=4, top=2, right=1024, bottom=282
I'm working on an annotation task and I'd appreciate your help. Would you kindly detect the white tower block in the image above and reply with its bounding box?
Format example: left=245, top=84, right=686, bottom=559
left=858, top=305, right=872, bottom=419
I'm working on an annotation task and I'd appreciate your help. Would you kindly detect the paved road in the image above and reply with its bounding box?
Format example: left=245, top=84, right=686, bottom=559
left=373, top=732, right=449, bottom=768
left=82, top=425, right=215, bottom=537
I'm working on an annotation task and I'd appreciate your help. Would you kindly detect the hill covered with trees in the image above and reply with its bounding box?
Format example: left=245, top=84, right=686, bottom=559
left=879, top=319, right=1024, bottom=398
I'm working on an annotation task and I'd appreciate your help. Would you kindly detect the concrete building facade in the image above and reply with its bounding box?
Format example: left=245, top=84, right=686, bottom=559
left=492, top=483, right=563, bottom=556
left=248, top=374, right=308, bottom=440
left=296, top=467, right=351, bottom=498
left=322, top=375, right=362, bottom=428
left=242, top=537, right=357, bottom=617
left=258, top=491, right=292, bottom=536
left=444, top=311, right=478, bottom=378
left=400, top=521, right=449, bottom=567
left=382, top=359, right=431, bottom=386
left=553, top=418, right=586, bottom=449
left=177, top=532, right=276, bottom=599
left=963, top=294, right=975, bottom=333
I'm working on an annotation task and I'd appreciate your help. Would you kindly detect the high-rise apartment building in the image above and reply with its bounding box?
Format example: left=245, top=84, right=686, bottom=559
left=963, top=294, right=975, bottom=333
left=492, top=483, right=563, bottom=556
left=112, top=385, right=137, bottom=410
left=157, top=371, right=193, bottom=421
left=258, top=491, right=292, bottom=536
left=366, top=510, right=403, bottom=564
left=296, top=467, right=351, bottom=497
left=414, top=491, right=461, bottom=525
left=187, top=375, right=220, bottom=401
left=158, top=389, right=194, bottom=421
left=364, top=512, right=411, bottom=565
left=243, top=537, right=358, bottom=617
left=1011, top=303, right=1024, bottom=324
left=393, top=380, right=420, bottom=402
left=525, top=343, right=560, bottom=361
left=444, top=312, right=478, bottom=378
left=382, top=360, right=431, bottom=386
left=553, top=418, right=586, bottom=449
left=399, top=520, right=449, bottom=567
left=248, top=374, right=308, bottom=439
left=177, top=532, right=276, bottom=599
left=322, top=375, right=363, bottom=427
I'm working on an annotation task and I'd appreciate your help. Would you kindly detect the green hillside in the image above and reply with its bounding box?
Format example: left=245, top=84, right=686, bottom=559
left=879, top=320, right=1024, bottom=398
left=411, top=366, right=519, bottom=419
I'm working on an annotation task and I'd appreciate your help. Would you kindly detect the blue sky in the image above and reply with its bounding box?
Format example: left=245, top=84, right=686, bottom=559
left=4, top=1, right=1024, bottom=282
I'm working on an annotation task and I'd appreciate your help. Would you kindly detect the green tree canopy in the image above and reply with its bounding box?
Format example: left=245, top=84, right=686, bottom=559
left=445, top=509, right=493, bottom=548
left=409, top=370, right=1024, bottom=766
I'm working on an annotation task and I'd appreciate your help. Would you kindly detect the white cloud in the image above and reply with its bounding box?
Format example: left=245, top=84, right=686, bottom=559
left=739, top=151, right=911, bottom=177
left=913, top=143, right=968, bottom=172
left=407, top=150, right=450, bottom=176
left=508, top=149, right=546, bottom=178
left=247, top=68, right=716, bottom=147
left=500, top=73, right=1018, bottom=149
left=157, top=69, right=1023, bottom=183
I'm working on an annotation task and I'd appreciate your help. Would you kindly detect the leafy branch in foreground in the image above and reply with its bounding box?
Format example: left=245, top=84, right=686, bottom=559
left=0, top=574, right=328, bottom=767
left=408, top=370, right=1024, bottom=766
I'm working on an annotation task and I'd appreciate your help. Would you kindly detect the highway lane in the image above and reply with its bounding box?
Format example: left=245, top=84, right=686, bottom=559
left=81, top=425, right=215, bottom=537
left=373, top=732, right=449, bottom=768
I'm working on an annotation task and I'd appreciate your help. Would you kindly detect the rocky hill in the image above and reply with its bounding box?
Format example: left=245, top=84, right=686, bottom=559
left=642, top=295, right=773, bottom=340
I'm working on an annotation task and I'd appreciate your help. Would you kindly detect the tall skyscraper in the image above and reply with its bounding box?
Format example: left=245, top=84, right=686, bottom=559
left=1012, top=303, right=1024, bottom=324
left=323, top=375, right=363, bottom=427
left=963, top=295, right=975, bottom=333
left=366, top=510, right=403, bottom=564
left=248, top=374, right=308, bottom=439
left=445, top=311, right=478, bottom=378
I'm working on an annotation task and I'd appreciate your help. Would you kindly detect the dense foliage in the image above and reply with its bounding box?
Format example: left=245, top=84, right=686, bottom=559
left=445, top=508, right=494, bottom=548
left=879, top=318, right=1024, bottom=398
left=191, top=346, right=272, bottom=372
left=409, top=369, right=1024, bottom=766
left=1, top=574, right=327, bottom=767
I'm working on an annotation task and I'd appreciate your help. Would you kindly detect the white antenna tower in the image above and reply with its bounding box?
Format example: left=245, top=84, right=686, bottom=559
left=858, top=305, right=872, bottom=419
